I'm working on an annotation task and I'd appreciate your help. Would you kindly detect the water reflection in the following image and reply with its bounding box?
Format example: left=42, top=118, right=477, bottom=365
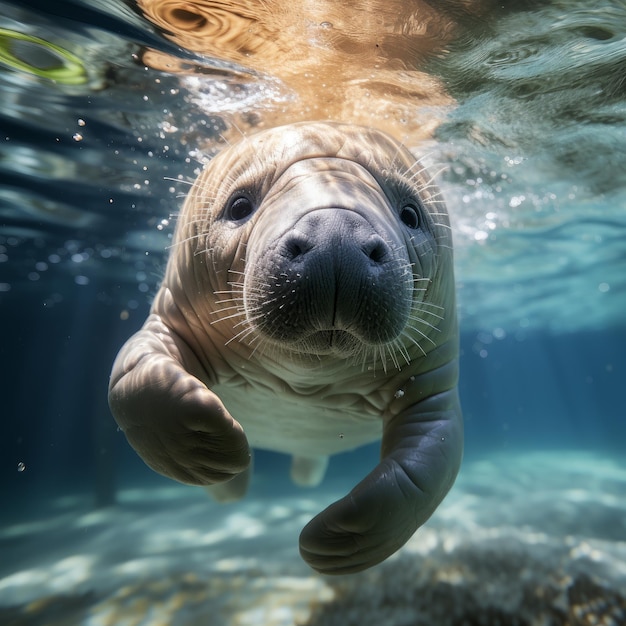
left=134, top=0, right=477, bottom=142
left=0, top=27, right=87, bottom=84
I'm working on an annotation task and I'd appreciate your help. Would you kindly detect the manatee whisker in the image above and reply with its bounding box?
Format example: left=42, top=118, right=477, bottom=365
left=418, top=165, right=448, bottom=187
left=222, top=292, right=246, bottom=302
left=403, top=163, right=429, bottom=185
left=387, top=344, right=401, bottom=371
left=385, top=143, right=405, bottom=181
left=227, top=120, right=246, bottom=141
left=214, top=284, right=244, bottom=293
left=405, top=324, right=437, bottom=347
left=166, top=232, right=204, bottom=250
left=211, top=302, right=246, bottom=316
left=369, top=348, right=380, bottom=374
left=401, top=331, right=427, bottom=357
left=422, top=190, right=446, bottom=203
left=211, top=299, right=245, bottom=310
left=410, top=307, right=444, bottom=321
left=218, top=133, right=233, bottom=148
left=229, top=282, right=271, bottom=294
left=213, top=289, right=245, bottom=298
left=227, top=268, right=247, bottom=276
left=407, top=313, right=441, bottom=332
left=224, top=328, right=255, bottom=348
left=387, top=339, right=410, bottom=369
left=211, top=297, right=246, bottom=310
left=164, top=175, right=194, bottom=185
left=391, top=338, right=412, bottom=366
left=231, top=317, right=256, bottom=330
left=224, top=315, right=266, bottom=347
left=211, top=310, right=249, bottom=326
left=413, top=302, right=444, bottom=314
left=247, top=332, right=276, bottom=360
left=377, top=345, right=389, bottom=374
left=356, top=345, right=370, bottom=372
left=230, top=271, right=247, bottom=283
left=401, top=151, right=432, bottom=175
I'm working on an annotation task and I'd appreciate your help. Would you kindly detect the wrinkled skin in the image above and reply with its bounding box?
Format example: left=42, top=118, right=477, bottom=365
left=109, top=122, right=462, bottom=575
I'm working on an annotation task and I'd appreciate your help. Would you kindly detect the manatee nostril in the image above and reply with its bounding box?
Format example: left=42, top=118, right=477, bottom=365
left=283, top=234, right=312, bottom=261
left=363, top=236, right=388, bottom=264
left=287, top=241, right=304, bottom=259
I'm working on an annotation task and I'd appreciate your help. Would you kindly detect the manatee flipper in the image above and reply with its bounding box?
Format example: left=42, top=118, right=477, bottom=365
left=108, top=313, right=251, bottom=486
left=299, top=387, right=462, bottom=575
left=290, top=455, right=329, bottom=487
left=205, top=460, right=252, bottom=502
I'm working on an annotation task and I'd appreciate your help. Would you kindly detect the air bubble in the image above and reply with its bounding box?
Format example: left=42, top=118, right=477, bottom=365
left=493, top=327, right=506, bottom=340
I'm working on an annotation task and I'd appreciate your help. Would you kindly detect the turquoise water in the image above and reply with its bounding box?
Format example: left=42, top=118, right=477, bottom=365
left=1, top=1, right=625, bottom=624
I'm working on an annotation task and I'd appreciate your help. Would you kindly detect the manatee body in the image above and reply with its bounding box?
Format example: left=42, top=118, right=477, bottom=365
left=108, top=122, right=462, bottom=574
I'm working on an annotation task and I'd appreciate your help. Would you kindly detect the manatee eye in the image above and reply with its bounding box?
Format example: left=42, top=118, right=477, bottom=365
left=225, top=193, right=255, bottom=222
left=400, top=203, right=421, bottom=229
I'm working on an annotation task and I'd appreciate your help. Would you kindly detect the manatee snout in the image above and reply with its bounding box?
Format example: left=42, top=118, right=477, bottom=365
left=245, top=208, right=413, bottom=352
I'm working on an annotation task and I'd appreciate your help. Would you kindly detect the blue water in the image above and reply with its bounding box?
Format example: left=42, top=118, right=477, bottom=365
left=1, top=0, right=625, bottom=624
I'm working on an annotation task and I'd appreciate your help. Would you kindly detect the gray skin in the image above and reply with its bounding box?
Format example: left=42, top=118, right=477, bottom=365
left=108, top=121, right=462, bottom=575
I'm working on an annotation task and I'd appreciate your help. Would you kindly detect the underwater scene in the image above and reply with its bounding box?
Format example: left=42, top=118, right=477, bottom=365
left=1, top=0, right=625, bottom=624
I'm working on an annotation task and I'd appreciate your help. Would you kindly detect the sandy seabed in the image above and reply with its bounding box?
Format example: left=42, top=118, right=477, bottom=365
left=1, top=450, right=625, bottom=626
